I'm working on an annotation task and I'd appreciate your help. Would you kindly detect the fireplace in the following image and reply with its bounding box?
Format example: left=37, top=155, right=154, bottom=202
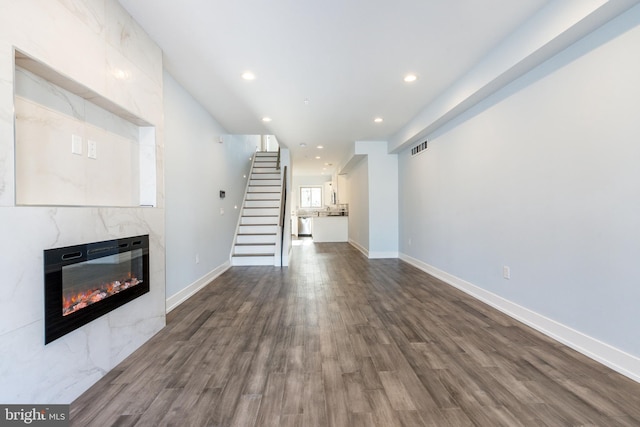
left=44, top=235, right=150, bottom=344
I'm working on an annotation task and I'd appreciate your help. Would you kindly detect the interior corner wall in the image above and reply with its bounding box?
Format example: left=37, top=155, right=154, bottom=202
left=163, top=71, right=256, bottom=303
left=346, top=157, right=369, bottom=254
left=0, top=0, right=165, bottom=403
left=398, top=4, right=640, bottom=368
left=363, top=142, right=399, bottom=258
left=345, top=141, right=398, bottom=258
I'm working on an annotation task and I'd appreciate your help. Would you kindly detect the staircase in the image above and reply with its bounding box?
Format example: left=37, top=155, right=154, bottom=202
left=231, top=151, right=282, bottom=266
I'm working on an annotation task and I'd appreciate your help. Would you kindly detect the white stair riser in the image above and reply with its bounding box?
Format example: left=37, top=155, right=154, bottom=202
left=239, top=225, right=278, bottom=234
left=254, top=161, right=277, bottom=168
left=231, top=151, right=282, bottom=267
left=231, top=256, right=275, bottom=266
left=234, top=245, right=275, bottom=254
left=248, top=186, right=281, bottom=193
left=250, top=179, right=281, bottom=186
left=253, top=167, right=279, bottom=173
left=236, top=234, right=277, bottom=244
left=241, top=216, right=278, bottom=225
left=245, top=200, right=280, bottom=208
left=243, top=208, right=279, bottom=216
left=251, top=173, right=280, bottom=180
left=246, top=193, right=281, bottom=200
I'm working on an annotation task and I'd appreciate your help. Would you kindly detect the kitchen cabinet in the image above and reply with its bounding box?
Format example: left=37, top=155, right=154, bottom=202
left=312, top=216, right=348, bottom=242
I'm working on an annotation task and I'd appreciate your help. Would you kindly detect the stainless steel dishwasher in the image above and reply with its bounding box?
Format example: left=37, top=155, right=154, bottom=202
left=298, top=217, right=312, bottom=236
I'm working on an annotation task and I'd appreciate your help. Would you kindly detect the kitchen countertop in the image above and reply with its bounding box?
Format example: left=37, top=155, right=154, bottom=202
left=296, top=210, right=348, bottom=217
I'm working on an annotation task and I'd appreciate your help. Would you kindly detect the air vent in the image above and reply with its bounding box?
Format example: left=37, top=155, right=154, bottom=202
left=411, top=140, right=428, bottom=156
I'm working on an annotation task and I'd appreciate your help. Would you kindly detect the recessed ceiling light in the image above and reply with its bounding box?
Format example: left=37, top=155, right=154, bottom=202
left=317, top=145, right=324, bottom=149
left=299, top=143, right=307, bottom=147
left=374, top=117, right=383, bottom=123
left=315, top=156, right=321, bottom=160
left=404, top=74, right=418, bottom=83
left=242, top=71, right=255, bottom=80
left=262, top=117, right=272, bottom=122
left=324, top=163, right=333, bottom=166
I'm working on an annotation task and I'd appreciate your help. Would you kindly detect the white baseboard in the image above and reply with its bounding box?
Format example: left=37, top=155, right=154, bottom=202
left=348, top=240, right=397, bottom=259
left=369, top=251, right=399, bottom=259
left=399, top=253, right=640, bottom=384
left=348, top=239, right=369, bottom=258
left=165, top=261, right=231, bottom=313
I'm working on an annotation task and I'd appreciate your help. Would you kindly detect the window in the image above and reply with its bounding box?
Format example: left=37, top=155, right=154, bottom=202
left=300, top=187, right=322, bottom=208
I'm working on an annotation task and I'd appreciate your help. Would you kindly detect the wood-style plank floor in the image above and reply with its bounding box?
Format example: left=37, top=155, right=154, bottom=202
left=71, top=241, right=640, bottom=426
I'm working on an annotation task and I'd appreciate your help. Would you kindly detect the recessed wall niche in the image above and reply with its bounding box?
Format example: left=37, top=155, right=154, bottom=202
left=13, top=51, right=156, bottom=207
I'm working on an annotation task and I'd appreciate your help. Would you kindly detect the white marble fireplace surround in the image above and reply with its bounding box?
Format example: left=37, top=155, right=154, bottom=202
left=0, top=1, right=165, bottom=403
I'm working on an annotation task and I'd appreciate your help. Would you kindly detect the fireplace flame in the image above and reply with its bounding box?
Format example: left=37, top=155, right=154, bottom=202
left=62, top=274, right=142, bottom=316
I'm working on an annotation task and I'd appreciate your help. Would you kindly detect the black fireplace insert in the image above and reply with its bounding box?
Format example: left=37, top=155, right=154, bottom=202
left=44, top=235, right=150, bottom=344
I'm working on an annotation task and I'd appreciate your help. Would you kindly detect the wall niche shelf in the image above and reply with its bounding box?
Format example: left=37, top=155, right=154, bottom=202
left=13, top=50, right=156, bottom=207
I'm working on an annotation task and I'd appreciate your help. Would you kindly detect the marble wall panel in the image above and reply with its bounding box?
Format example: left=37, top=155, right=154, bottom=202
left=139, top=126, right=157, bottom=207
left=56, top=0, right=106, bottom=36
left=105, top=44, right=163, bottom=126
left=105, top=0, right=162, bottom=86
left=0, top=206, right=165, bottom=403
left=14, top=97, right=139, bottom=207
left=0, top=42, right=15, bottom=205
left=0, top=0, right=165, bottom=403
left=14, top=97, right=87, bottom=205
left=2, top=0, right=109, bottom=97
left=15, top=67, right=86, bottom=120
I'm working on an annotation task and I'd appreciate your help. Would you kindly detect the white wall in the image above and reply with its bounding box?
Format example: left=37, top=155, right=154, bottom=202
left=164, top=71, right=257, bottom=306
left=399, top=5, right=640, bottom=377
left=342, top=142, right=398, bottom=258
left=0, top=0, right=165, bottom=403
left=359, top=141, right=399, bottom=258
left=346, top=157, right=369, bottom=254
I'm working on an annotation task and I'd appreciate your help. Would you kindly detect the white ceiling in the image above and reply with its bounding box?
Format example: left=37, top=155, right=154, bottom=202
left=118, top=0, right=552, bottom=176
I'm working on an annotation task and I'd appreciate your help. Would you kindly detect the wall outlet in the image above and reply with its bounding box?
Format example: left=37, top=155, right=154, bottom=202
left=220, top=208, right=224, bottom=215
left=87, top=139, right=97, bottom=159
left=408, top=237, right=412, bottom=246
left=71, top=134, right=82, bottom=155
left=195, top=253, right=200, bottom=264
left=503, top=266, right=511, bottom=280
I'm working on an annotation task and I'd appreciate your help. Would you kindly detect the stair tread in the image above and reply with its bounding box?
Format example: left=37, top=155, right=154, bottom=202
left=232, top=253, right=275, bottom=257
left=235, top=243, right=276, bottom=246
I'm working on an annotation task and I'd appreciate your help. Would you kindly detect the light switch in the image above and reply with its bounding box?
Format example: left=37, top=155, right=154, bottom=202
left=71, top=135, right=82, bottom=155
left=87, top=139, right=97, bottom=159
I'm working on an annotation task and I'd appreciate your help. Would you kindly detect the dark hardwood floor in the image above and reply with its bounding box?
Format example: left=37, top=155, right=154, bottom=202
left=71, top=241, right=640, bottom=426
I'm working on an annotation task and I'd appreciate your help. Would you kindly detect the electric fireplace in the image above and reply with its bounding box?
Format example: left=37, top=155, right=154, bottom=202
left=44, top=235, right=149, bottom=344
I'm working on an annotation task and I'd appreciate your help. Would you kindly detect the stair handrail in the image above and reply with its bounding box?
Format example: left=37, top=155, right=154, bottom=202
left=279, top=165, right=287, bottom=267
left=276, top=146, right=281, bottom=171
